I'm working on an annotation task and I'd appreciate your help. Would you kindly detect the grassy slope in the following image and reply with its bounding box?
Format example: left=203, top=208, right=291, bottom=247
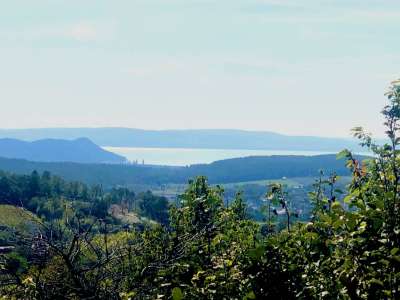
left=0, top=204, right=40, bottom=233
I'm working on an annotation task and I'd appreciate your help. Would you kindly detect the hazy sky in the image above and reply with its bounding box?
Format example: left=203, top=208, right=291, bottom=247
left=1, top=0, right=399, bottom=137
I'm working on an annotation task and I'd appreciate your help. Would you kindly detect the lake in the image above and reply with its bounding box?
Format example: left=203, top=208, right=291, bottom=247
left=103, top=147, right=337, bottom=166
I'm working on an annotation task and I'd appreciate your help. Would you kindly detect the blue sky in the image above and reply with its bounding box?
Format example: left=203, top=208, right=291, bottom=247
left=0, top=0, right=399, bottom=137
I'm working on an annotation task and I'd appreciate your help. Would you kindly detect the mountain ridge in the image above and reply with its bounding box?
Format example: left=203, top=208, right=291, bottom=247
left=0, top=128, right=365, bottom=151
left=0, top=137, right=127, bottom=164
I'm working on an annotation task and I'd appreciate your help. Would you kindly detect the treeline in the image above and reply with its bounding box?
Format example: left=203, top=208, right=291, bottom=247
left=188, top=154, right=355, bottom=183
left=0, top=170, right=169, bottom=224
left=0, top=154, right=356, bottom=187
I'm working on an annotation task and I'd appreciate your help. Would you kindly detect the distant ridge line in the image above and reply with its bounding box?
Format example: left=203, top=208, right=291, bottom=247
left=0, top=137, right=127, bottom=164
left=0, top=128, right=365, bottom=152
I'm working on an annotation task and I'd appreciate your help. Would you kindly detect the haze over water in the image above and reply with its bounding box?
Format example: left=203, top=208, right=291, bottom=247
left=104, top=147, right=337, bottom=166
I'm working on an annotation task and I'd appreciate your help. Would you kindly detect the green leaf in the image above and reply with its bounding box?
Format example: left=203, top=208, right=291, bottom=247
left=248, top=246, right=265, bottom=260
left=390, top=256, right=400, bottom=263
left=305, top=232, right=318, bottom=240
left=337, top=149, right=351, bottom=160
left=355, top=199, right=366, bottom=210
left=369, top=278, right=384, bottom=287
left=332, top=219, right=344, bottom=229
left=331, top=201, right=342, bottom=211
left=320, top=214, right=332, bottom=224
left=244, top=291, right=256, bottom=299
left=344, top=196, right=353, bottom=204
left=172, top=287, right=183, bottom=300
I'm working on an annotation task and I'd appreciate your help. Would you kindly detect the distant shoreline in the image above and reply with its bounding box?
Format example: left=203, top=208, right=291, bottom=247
left=103, top=146, right=371, bottom=167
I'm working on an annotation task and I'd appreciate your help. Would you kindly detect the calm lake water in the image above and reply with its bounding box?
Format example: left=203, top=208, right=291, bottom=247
left=104, top=147, right=336, bottom=166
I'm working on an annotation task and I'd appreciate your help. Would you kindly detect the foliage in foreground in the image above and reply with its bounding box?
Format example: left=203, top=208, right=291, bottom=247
left=1, top=80, right=400, bottom=299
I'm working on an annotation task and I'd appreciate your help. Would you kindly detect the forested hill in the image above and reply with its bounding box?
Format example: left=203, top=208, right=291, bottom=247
left=185, top=155, right=355, bottom=182
left=0, top=138, right=127, bottom=164
left=0, top=128, right=364, bottom=151
left=0, top=154, right=358, bottom=186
